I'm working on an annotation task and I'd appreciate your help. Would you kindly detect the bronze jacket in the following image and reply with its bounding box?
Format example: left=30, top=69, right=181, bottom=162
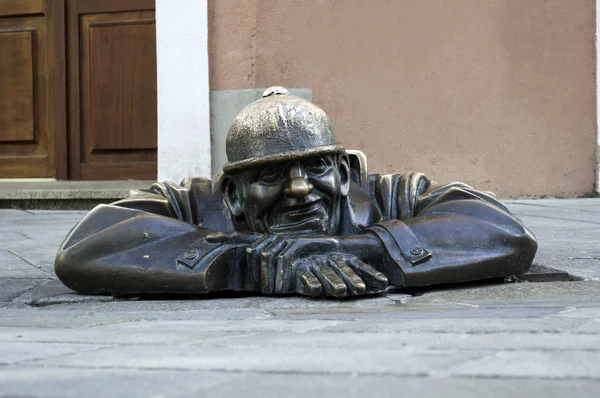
left=54, top=172, right=537, bottom=295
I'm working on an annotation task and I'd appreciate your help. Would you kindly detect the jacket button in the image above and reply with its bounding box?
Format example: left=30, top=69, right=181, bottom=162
left=410, top=247, right=424, bottom=256
left=184, top=250, right=199, bottom=260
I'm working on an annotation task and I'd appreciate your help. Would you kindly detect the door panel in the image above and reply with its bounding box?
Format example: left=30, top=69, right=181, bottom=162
left=67, top=0, right=157, bottom=180
left=0, top=1, right=57, bottom=178
left=0, top=0, right=43, bottom=17
left=0, top=31, right=35, bottom=142
left=83, top=12, right=157, bottom=152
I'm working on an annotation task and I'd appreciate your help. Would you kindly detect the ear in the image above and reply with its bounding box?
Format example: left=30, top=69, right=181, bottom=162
left=221, top=175, right=243, bottom=217
left=338, top=154, right=350, bottom=197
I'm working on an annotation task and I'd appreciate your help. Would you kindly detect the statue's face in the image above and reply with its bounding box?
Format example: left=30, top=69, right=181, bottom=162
left=224, top=154, right=349, bottom=235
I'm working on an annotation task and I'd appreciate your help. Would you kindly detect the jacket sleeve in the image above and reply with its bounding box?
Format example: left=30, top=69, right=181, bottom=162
left=54, top=178, right=250, bottom=295
left=365, top=172, right=538, bottom=287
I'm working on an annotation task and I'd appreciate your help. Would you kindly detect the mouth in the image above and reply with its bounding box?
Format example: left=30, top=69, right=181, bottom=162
left=268, top=216, right=322, bottom=234
left=268, top=200, right=326, bottom=234
left=281, top=200, right=323, bottom=217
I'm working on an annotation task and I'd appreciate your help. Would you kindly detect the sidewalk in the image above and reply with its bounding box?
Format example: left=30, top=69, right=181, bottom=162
left=0, top=199, right=599, bottom=397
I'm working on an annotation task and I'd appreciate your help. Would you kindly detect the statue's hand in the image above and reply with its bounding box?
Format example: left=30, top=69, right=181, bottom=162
left=244, top=235, right=388, bottom=297
left=293, top=253, right=389, bottom=298
left=244, top=235, right=335, bottom=294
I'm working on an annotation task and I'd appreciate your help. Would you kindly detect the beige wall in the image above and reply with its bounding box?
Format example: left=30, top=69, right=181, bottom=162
left=209, top=0, right=597, bottom=197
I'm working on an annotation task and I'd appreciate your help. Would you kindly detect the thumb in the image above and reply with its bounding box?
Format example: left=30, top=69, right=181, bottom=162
left=205, top=231, right=257, bottom=245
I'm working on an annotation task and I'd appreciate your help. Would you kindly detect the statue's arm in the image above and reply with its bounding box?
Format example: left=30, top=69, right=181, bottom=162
left=54, top=181, right=254, bottom=295
left=361, top=173, right=538, bottom=287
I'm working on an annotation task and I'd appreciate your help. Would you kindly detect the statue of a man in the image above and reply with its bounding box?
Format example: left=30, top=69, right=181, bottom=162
left=55, top=87, right=537, bottom=298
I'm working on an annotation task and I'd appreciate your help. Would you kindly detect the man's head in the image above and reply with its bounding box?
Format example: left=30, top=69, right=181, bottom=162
left=221, top=87, right=350, bottom=235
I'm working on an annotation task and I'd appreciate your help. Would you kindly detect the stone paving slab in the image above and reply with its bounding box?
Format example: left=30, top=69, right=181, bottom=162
left=38, top=297, right=389, bottom=314
left=1, top=341, right=108, bottom=366
left=510, top=207, right=600, bottom=225
left=95, top=318, right=347, bottom=333
left=507, top=198, right=600, bottom=212
left=11, top=280, right=113, bottom=306
left=444, top=350, right=600, bottom=379
left=0, top=310, right=142, bottom=329
left=0, top=249, right=52, bottom=279
left=199, top=375, right=600, bottom=398
left=323, top=315, right=585, bottom=334
left=35, top=344, right=483, bottom=376
left=571, top=320, right=600, bottom=334
left=1, top=201, right=600, bottom=396
left=0, top=368, right=245, bottom=398
left=505, top=200, right=600, bottom=280
left=0, top=282, right=597, bottom=396
left=195, top=330, right=600, bottom=352
left=5, top=243, right=61, bottom=276
left=0, top=231, right=32, bottom=242
left=3, top=370, right=596, bottom=398
left=0, top=278, right=45, bottom=302
left=0, top=282, right=598, bottom=396
left=0, top=326, right=251, bottom=346
left=0, top=209, right=36, bottom=222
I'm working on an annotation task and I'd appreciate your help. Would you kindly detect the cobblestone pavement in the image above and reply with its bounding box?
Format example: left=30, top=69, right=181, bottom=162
left=0, top=199, right=599, bottom=397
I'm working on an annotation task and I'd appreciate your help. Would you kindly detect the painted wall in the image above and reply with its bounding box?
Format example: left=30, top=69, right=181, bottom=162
left=157, top=0, right=210, bottom=182
left=597, top=0, right=600, bottom=191
left=209, top=0, right=597, bottom=197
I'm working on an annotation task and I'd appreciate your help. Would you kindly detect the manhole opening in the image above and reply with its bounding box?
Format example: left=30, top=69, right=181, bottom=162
left=510, top=264, right=581, bottom=283
left=392, top=264, right=579, bottom=297
left=113, top=266, right=580, bottom=301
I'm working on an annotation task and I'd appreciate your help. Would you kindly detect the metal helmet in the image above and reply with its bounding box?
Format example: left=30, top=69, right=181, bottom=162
left=223, top=86, right=345, bottom=173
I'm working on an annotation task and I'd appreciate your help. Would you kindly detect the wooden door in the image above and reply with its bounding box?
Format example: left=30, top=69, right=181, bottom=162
left=0, top=0, right=66, bottom=178
left=67, top=0, right=157, bottom=180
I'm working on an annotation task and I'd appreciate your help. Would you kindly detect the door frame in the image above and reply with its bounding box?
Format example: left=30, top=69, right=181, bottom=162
left=48, top=0, right=68, bottom=179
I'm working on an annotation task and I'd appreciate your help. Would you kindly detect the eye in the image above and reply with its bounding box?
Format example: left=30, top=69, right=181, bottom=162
left=259, top=166, right=283, bottom=185
left=305, top=158, right=329, bottom=175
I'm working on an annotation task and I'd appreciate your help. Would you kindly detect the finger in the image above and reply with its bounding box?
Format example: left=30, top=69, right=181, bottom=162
left=270, top=239, right=291, bottom=294
left=259, top=237, right=282, bottom=294
left=245, top=235, right=272, bottom=289
left=347, top=257, right=388, bottom=292
left=205, top=232, right=238, bottom=243
left=327, top=255, right=365, bottom=296
left=260, top=238, right=288, bottom=294
left=275, top=240, right=301, bottom=293
left=312, top=261, right=348, bottom=298
left=296, top=269, right=322, bottom=297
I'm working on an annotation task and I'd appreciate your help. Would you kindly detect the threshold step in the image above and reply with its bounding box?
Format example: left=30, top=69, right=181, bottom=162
left=0, top=180, right=155, bottom=210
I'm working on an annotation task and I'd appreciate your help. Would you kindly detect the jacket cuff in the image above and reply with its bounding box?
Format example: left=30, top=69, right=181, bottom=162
left=365, top=220, right=433, bottom=285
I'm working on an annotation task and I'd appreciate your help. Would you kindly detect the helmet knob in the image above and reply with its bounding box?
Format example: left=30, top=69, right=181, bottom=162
left=262, top=86, right=289, bottom=98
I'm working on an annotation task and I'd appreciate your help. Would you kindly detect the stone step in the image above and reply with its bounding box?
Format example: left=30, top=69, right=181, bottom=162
left=0, top=180, right=154, bottom=210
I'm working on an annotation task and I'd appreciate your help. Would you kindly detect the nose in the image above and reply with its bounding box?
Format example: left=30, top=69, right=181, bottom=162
left=285, top=177, right=313, bottom=198
left=284, top=165, right=313, bottom=198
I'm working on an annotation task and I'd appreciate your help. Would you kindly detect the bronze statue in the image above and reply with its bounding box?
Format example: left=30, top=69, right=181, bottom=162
left=54, top=87, right=538, bottom=298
